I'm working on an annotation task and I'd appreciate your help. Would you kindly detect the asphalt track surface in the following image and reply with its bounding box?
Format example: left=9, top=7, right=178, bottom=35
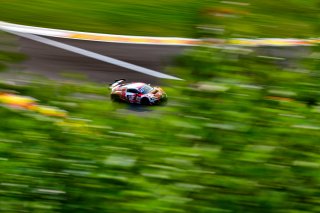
left=14, top=35, right=187, bottom=85
left=1, top=31, right=309, bottom=86
left=0, top=32, right=310, bottom=115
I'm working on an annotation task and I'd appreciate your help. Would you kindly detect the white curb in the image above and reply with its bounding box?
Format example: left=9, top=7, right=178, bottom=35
left=0, top=21, right=318, bottom=46
left=0, top=21, right=200, bottom=46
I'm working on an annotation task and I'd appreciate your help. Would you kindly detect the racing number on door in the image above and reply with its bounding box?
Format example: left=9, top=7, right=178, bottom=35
left=126, top=89, right=139, bottom=103
left=127, top=94, right=135, bottom=103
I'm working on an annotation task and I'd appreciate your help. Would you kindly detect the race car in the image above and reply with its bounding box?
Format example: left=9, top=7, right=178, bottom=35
left=109, top=79, right=167, bottom=105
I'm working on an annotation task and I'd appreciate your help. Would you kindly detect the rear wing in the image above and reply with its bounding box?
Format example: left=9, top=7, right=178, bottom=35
left=109, top=79, right=126, bottom=89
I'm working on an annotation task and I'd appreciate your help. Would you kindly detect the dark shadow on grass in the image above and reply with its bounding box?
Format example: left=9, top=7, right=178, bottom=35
left=126, top=104, right=154, bottom=112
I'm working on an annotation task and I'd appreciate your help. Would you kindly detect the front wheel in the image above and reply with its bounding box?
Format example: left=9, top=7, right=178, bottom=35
left=159, top=97, right=168, bottom=105
left=140, top=98, right=150, bottom=106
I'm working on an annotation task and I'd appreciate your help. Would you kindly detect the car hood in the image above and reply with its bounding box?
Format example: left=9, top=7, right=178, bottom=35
left=148, top=87, right=165, bottom=98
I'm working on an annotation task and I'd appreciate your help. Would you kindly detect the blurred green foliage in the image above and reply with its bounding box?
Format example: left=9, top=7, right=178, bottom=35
left=1, top=0, right=320, bottom=212
left=1, top=45, right=320, bottom=211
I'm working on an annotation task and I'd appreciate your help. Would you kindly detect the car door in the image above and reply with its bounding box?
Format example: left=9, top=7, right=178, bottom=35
left=126, top=89, right=140, bottom=103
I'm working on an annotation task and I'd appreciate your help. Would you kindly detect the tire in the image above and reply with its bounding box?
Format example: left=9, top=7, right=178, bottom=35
left=160, top=97, right=168, bottom=105
left=140, top=98, right=150, bottom=106
left=110, top=94, right=120, bottom=102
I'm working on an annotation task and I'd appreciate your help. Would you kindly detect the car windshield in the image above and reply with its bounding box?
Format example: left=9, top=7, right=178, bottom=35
left=140, top=85, right=153, bottom=94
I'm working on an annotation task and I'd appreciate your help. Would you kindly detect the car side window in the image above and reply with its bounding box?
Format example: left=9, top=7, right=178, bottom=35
left=127, top=89, right=139, bottom=93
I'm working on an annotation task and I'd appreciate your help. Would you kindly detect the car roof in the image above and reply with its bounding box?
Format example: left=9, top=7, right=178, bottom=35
left=125, top=82, right=147, bottom=89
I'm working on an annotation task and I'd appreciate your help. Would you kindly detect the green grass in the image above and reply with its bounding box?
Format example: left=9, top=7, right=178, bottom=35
left=0, top=51, right=26, bottom=72
left=1, top=1, right=319, bottom=38
left=1, top=45, right=320, bottom=212
left=0, top=0, right=209, bottom=37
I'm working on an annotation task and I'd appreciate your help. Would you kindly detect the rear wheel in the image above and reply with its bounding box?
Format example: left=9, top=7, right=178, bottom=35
left=110, top=94, right=120, bottom=102
left=140, top=98, right=150, bottom=106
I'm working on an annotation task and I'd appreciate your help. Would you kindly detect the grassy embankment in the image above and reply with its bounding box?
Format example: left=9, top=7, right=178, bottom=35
left=0, top=0, right=206, bottom=37
left=0, top=0, right=319, bottom=38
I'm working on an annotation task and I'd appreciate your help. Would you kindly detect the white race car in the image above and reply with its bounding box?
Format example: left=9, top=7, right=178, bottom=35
left=109, top=79, right=167, bottom=105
